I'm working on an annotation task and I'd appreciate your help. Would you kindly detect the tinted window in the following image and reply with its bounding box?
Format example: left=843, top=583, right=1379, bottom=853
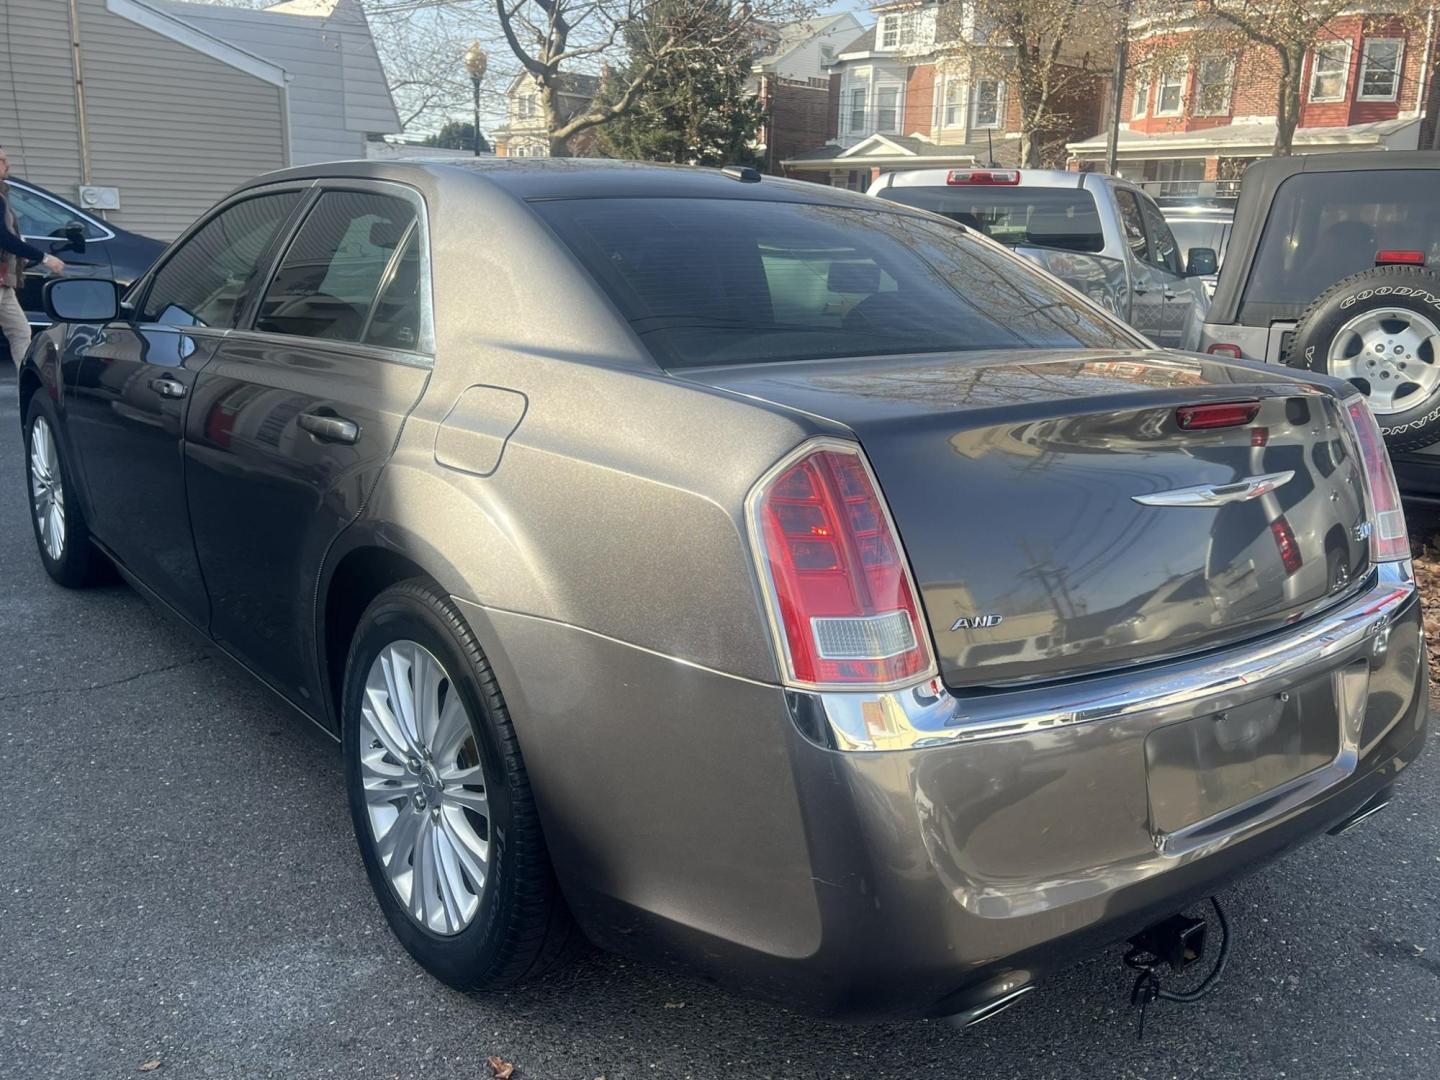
left=255, top=191, right=417, bottom=343
left=1138, top=194, right=1182, bottom=273
left=363, top=229, right=424, bottom=350
left=7, top=185, right=105, bottom=240
left=536, top=198, right=1138, bottom=369
left=1168, top=219, right=1229, bottom=265
left=141, top=192, right=301, bottom=327
left=1114, top=190, right=1150, bottom=263
left=1246, top=171, right=1440, bottom=308
left=878, top=186, right=1104, bottom=253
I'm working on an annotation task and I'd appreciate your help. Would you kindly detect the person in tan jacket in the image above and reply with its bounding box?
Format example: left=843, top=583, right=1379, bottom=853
left=0, top=146, right=65, bottom=372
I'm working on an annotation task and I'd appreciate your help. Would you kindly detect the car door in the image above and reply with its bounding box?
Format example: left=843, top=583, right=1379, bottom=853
left=63, top=187, right=307, bottom=628
left=184, top=182, right=432, bottom=707
left=1113, top=187, right=1166, bottom=342
left=1136, top=191, right=1204, bottom=349
left=9, top=182, right=114, bottom=329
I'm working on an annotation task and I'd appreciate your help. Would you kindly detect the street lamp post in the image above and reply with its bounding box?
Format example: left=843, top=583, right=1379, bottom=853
left=464, top=43, right=487, bottom=156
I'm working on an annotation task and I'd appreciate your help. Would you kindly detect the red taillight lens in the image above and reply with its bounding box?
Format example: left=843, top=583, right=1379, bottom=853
left=1176, top=400, right=1261, bottom=430
left=1270, top=517, right=1303, bottom=575
left=750, top=443, right=935, bottom=688
left=1376, top=250, right=1425, bottom=266
left=1206, top=343, right=1244, bottom=359
left=1343, top=395, right=1408, bottom=562
left=946, top=169, right=1020, bottom=185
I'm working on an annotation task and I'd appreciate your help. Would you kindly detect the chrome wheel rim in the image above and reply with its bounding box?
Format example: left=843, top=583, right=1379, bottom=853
left=29, top=416, right=65, bottom=562
left=1328, top=306, right=1440, bottom=415
left=360, top=640, right=490, bottom=935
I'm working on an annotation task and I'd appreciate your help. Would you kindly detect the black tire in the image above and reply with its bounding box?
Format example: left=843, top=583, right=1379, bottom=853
left=23, top=395, right=107, bottom=588
left=342, top=579, right=576, bottom=990
left=1284, top=266, right=1440, bottom=452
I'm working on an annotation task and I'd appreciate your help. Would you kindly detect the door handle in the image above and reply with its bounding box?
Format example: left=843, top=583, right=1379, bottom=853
left=1162, top=288, right=1178, bottom=300
left=298, top=411, right=359, bottom=445
left=1133, top=283, right=1153, bottom=295
left=149, top=375, right=187, bottom=399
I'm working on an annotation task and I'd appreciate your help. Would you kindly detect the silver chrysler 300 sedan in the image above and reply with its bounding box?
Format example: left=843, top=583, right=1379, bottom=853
left=21, top=160, right=1427, bottom=1022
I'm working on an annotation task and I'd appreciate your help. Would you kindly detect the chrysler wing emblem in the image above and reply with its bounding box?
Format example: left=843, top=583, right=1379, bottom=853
left=1132, top=470, right=1294, bottom=508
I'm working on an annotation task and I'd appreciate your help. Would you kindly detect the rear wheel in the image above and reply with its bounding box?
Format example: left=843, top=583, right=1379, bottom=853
left=342, top=579, right=575, bottom=989
left=24, top=397, right=105, bottom=587
left=1285, top=266, right=1440, bottom=451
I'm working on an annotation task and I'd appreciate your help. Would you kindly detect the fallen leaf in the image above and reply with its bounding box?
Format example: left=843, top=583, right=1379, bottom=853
left=663, top=1001, right=685, bottom=1009
left=138, top=1063, right=161, bottom=1074
left=486, top=1056, right=516, bottom=1079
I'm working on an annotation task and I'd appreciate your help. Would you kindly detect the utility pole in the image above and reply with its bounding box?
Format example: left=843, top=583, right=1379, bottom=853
left=1106, top=0, right=1134, bottom=175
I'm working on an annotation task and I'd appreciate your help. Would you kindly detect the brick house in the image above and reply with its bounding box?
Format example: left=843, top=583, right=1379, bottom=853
left=782, top=1, right=1102, bottom=189
left=750, top=12, right=864, bottom=171
left=1068, top=11, right=1437, bottom=187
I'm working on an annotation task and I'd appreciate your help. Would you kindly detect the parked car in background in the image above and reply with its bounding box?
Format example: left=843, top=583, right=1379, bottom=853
left=1160, top=200, right=1235, bottom=300
left=0, top=178, right=165, bottom=366
left=21, top=161, right=1425, bottom=1024
left=870, top=167, right=1215, bottom=349
left=1199, top=152, right=1440, bottom=504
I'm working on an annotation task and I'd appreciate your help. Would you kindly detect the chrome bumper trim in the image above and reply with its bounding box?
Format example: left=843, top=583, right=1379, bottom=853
left=808, top=562, right=1416, bottom=753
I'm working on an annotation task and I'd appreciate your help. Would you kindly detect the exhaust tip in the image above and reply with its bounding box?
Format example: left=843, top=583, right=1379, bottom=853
left=1327, top=790, right=1392, bottom=837
left=943, top=984, right=1034, bottom=1029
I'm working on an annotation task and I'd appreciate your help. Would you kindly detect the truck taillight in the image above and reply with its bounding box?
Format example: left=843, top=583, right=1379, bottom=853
left=1343, top=396, right=1409, bottom=562
left=946, top=169, right=1020, bottom=185
left=748, top=442, right=935, bottom=689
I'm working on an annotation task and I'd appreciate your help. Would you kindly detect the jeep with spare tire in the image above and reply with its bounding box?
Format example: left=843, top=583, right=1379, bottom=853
left=1200, top=151, right=1440, bottom=504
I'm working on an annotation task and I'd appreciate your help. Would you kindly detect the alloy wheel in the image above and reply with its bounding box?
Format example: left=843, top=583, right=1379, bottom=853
left=359, top=640, right=491, bottom=935
left=1328, top=306, right=1440, bottom=415
left=29, top=416, right=66, bottom=562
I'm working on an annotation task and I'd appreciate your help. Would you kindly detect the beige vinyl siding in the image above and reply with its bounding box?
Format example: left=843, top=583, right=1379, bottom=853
left=77, top=0, right=287, bottom=239
left=0, top=0, right=85, bottom=195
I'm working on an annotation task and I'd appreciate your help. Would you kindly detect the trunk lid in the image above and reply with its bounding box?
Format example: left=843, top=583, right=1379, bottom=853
left=687, top=350, right=1371, bottom=689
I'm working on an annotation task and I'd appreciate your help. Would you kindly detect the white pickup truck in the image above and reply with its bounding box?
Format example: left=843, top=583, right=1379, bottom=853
left=870, top=168, right=1215, bottom=350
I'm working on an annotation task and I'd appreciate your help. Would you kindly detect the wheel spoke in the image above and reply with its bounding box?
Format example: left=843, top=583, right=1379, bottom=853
left=410, top=817, right=437, bottom=926
left=1368, top=380, right=1398, bottom=412
left=445, top=786, right=489, bottom=817
left=436, top=763, right=483, bottom=786
left=413, top=651, right=444, bottom=749
left=381, top=648, right=421, bottom=750
left=375, top=803, right=422, bottom=870
left=362, top=685, right=414, bottom=762
left=431, top=691, right=470, bottom=764
left=440, top=805, right=489, bottom=889
left=433, top=827, right=468, bottom=931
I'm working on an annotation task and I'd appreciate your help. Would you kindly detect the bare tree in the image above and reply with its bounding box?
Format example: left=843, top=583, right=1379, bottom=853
left=493, top=0, right=814, bottom=156
left=1139, top=1, right=1433, bottom=156
left=928, top=0, right=1125, bottom=167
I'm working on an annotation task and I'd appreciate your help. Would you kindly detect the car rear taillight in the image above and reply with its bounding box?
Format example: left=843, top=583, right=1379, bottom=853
left=1270, top=517, right=1303, bottom=575
left=1176, top=400, right=1261, bottom=430
left=1206, top=343, right=1244, bottom=359
left=748, top=441, right=935, bottom=689
left=1375, top=250, right=1425, bottom=266
left=946, top=169, right=1020, bottom=185
left=1342, top=395, right=1408, bottom=562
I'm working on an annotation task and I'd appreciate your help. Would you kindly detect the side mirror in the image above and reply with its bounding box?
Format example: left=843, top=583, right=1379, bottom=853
left=44, top=278, right=121, bottom=323
left=1187, top=247, right=1218, bottom=277
left=61, top=220, right=88, bottom=254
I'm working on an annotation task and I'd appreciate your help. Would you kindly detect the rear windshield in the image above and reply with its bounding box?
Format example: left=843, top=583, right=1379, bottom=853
left=535, top=197, right=1137, bottom=369
left=1245, top=170, right=1440, bottom=307
left=1167, top=219, right=1229, bottom=265
left=875, top=185, right=1105, bottom=253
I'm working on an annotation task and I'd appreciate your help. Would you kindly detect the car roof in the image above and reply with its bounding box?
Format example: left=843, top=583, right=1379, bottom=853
left=1209, top=151, right=1440, bottom=324
left=879, top=167, right=1085, bottom=190
left=233, top=157, right=886, bottom=209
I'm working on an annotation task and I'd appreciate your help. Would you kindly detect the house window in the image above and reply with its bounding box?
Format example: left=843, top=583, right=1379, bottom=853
left=1132, top=77, right=1150, bottom=118
left=820, top=45, right=835, bottom=66
left=1309, top=42, right=1352, bottom=102
left=876, top=85, right=900, bottom=132
left=971, top=79, right=1003, bottom=129
left=849, top=87, right=866, bottom=132
left=1194, top=56, right=1233, bottom=115
left=879, top=12, right=915, bottom=50
left=1156, top=69, right=1185, bottom=115
left=1358, top=38, right=1403, bottom=101
left=518, top=93, right=539, bottom=120
left=942, top=79, right=965, bottom=127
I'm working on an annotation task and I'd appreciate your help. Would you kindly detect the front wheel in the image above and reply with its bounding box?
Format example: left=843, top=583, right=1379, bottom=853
left=24, top=397, right=105, bottom=587
left=342, top=579, right=575, bottom=989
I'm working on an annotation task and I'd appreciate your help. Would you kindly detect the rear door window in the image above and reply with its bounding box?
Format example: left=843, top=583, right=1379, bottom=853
left=876, top=186, right=1105, bottom=253
left=255, top=190, right=418, bottom=344
left=1114, top=190, right=1151, bottom=264
left=1138, top=194, right=1183, bottom=274
left=1244, top=170, right=1440, bottom=310
left=535, top=197, right=1140, bottom=369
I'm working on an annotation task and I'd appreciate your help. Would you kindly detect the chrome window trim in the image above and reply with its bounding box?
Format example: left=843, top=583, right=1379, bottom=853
left=806, top=561, right=1415, bottom=753
left=10, top=179, right=116, bottom=243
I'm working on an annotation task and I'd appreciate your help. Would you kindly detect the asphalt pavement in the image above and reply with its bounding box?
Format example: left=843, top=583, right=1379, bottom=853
left=1, top=370, right=1438, bottom=1080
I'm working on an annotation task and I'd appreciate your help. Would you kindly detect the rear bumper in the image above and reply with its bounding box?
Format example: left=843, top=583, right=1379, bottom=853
left=463, top=565, right=1427, bottom=1021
